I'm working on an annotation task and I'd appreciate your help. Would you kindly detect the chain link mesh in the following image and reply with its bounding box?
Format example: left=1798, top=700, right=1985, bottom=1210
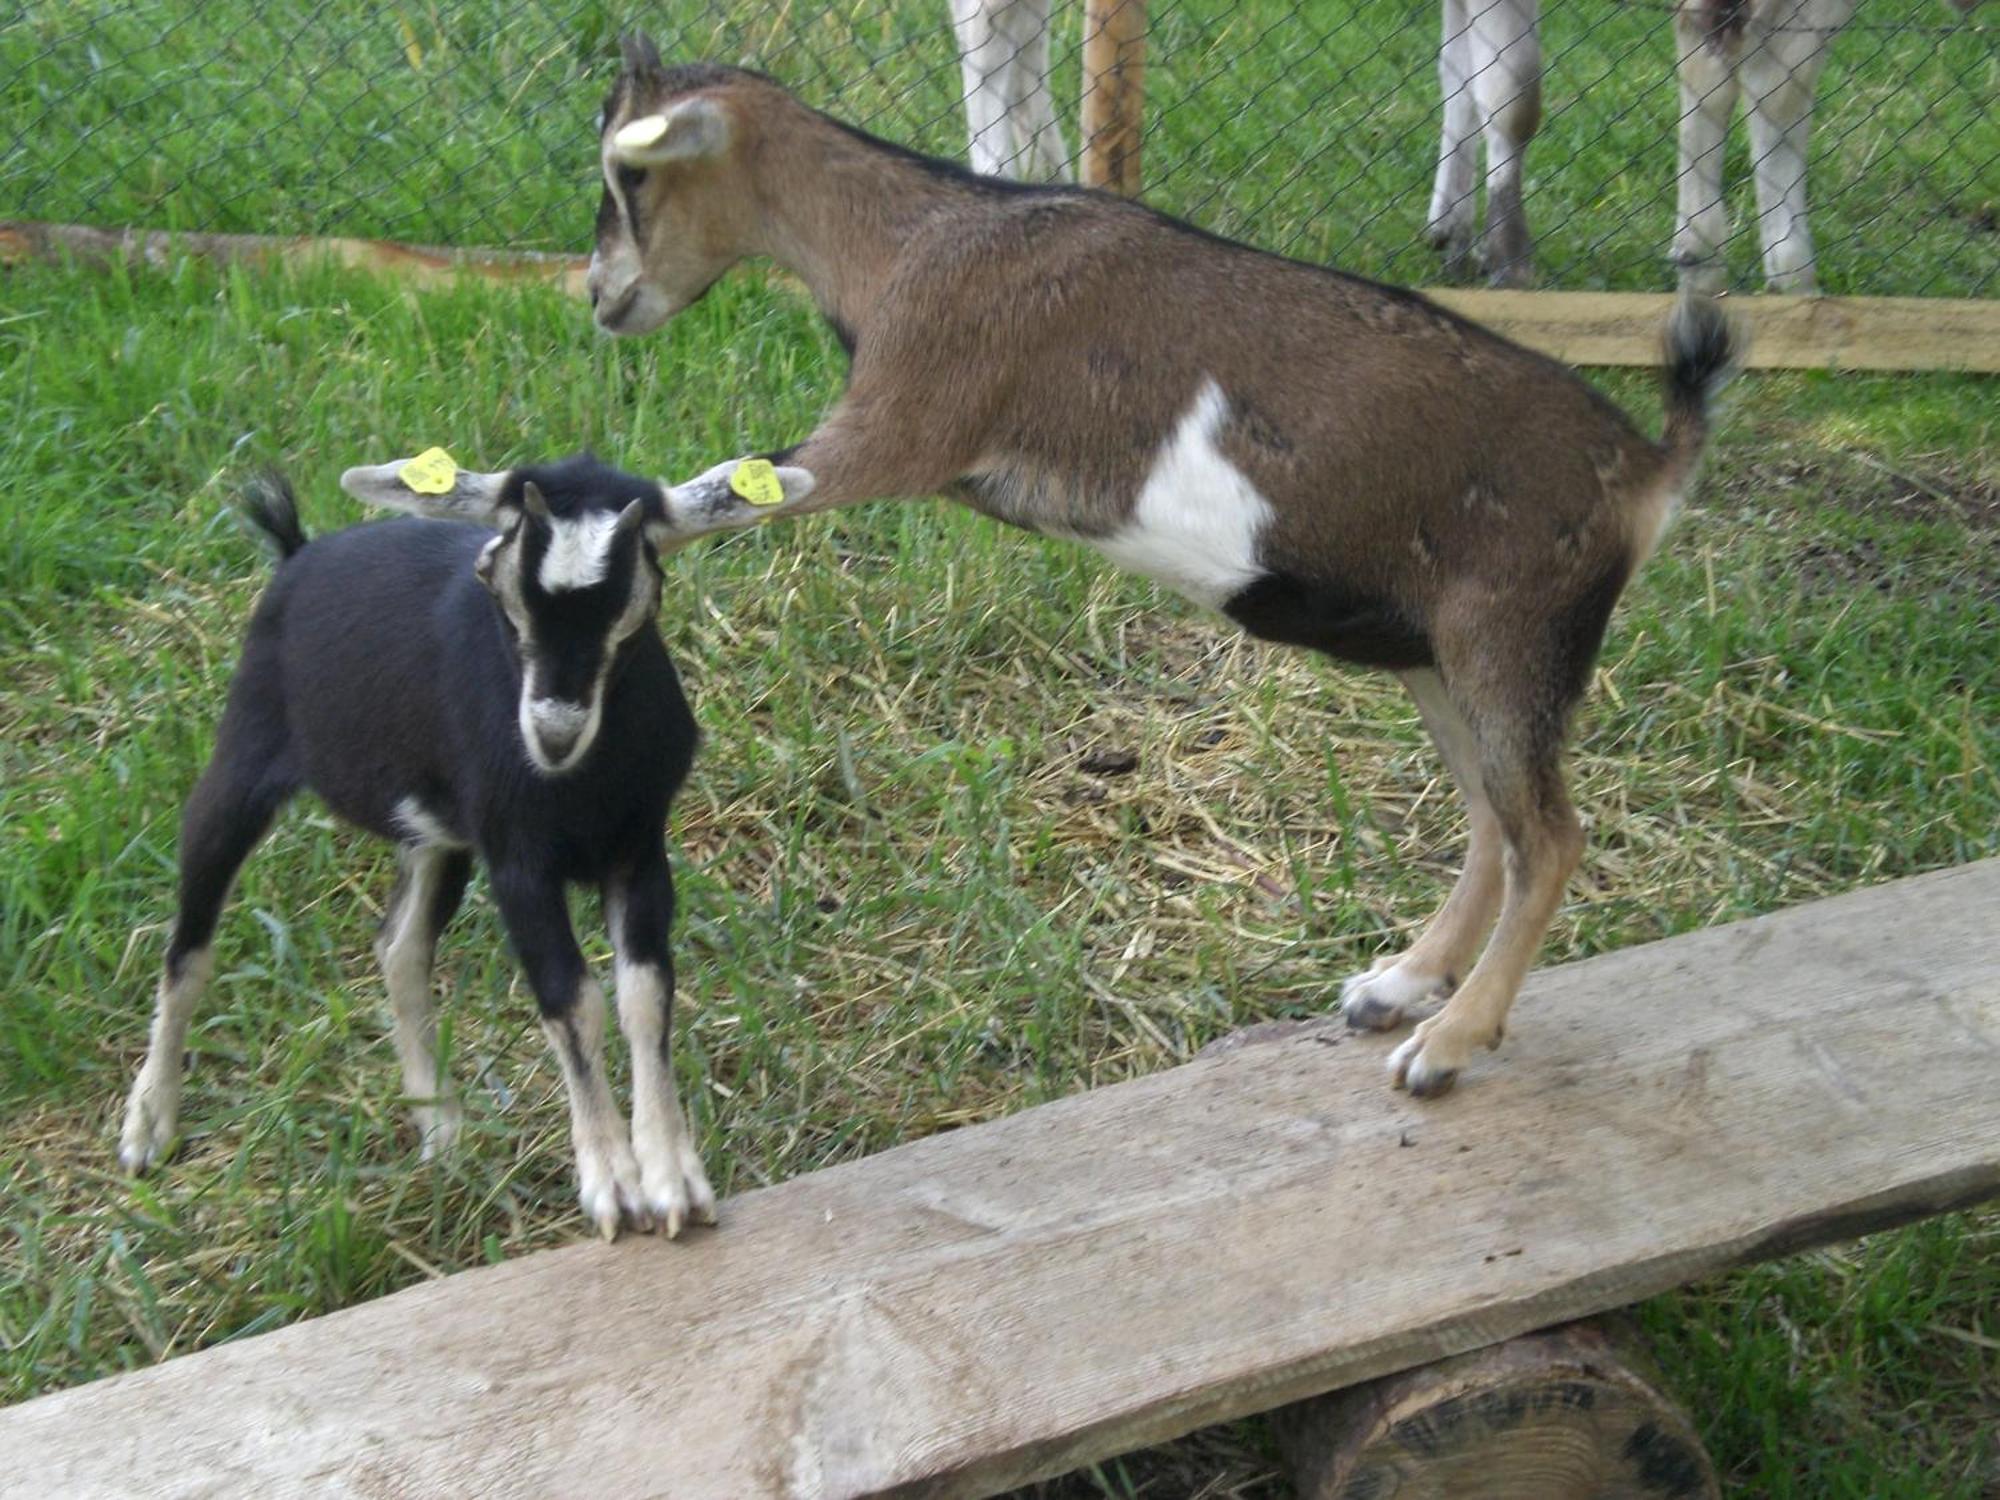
left=3, top=0, right=1993, bottom=294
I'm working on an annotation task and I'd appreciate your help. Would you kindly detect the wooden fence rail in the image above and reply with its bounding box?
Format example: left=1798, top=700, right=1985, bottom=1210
left=8, top=220, right=1999, bottom=372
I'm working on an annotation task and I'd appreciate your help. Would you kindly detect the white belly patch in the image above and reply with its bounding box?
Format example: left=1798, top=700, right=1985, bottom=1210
left=1089, top=378, right=1274, bottom=611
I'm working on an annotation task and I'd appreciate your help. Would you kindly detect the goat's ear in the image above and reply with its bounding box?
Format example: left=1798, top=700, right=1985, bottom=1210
left=339, top=458, right=512, bottom=523
left=645, top=461, right=815, bottom=545
left=610, top=97, right=731, bottom=168
left=619, top=30, right=663, bottom=75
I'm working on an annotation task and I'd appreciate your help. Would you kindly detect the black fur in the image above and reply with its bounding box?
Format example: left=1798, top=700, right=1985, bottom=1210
left=236, top=471, right=308, bottom=560
left=162, top=458, right=698, bottom=1032
left=1660, top=294, right=1740, bottom=462
left=1224, top=571, right=1435, bottom=671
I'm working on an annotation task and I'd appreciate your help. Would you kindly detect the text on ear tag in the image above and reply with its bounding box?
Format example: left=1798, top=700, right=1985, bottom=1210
left=728, top=458, right=786, bottom=507
left=400, top=447, right=459, bottom=495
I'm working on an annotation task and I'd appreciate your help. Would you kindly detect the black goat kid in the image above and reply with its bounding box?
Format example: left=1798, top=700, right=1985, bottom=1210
left=117, top=454, right=793, bottom=1239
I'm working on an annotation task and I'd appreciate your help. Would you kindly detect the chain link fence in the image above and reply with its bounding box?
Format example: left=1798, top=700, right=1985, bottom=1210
left=3, top=0, right=1994, bottom=295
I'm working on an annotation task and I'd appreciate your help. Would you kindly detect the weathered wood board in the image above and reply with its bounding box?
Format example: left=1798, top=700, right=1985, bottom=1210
left=8, top=219, right=1997, bottom=371
left=4, top=861, right=1997, bottom=1499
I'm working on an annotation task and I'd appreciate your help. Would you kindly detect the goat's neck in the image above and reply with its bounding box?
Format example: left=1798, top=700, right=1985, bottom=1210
left=747, top=105, right=962, bottom=332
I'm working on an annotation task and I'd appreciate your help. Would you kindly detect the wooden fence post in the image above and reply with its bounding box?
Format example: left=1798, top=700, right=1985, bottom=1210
left=1081, top=0, right=1146, bottom=196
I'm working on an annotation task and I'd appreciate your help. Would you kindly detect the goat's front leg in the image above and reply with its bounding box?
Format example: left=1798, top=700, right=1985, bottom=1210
left=651, top=391, right=977, bottom=547
left=492, top=865, right=646, bottom=1239
left=604, top=855, right=715, bottom=1239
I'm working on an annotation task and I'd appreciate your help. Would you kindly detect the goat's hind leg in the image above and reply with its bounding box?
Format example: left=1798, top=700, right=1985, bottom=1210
left=1468, top=0, right=1541, bottom=286
left=1672, top=11, right=1741, bottom=294
left=120, top=710, right=297, bottom=1171
left=1427, top=0, right=1484, bottom=277
left=375, top=842, right=472, bottom=1159
left=1386, top=656, right=1587, bottom=1098
left=606, top=855, right=715, bottom=1238
left=1342, top=668, right=1505, bottom=1032
left=1740, top=14, right=1841, bottom=293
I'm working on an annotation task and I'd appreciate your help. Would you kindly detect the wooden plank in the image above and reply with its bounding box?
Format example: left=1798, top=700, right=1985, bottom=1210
left=1423, top=288, right=2000, bottom=372
left=7, top=219, right=1994, bottom=371
left=6, top=861, right=1996, bottom=1498
left=1080, top=0, right=1147, bottom=197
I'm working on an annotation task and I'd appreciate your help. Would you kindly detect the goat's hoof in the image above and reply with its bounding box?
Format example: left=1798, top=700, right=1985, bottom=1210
left=641, top=1162, right=717, bottom=1240
left=118, top=1083, right=179, bottom=1174
left=1339, top=961, right=1444, bottom=1032
left=1342, top=990, right=1406, bottom=1032
left=1388, top=1030, right=1462, bottom=1099
left=577, top=1142, right=651, bottom=1241
left=414, top=1104, right=463, bottom=1162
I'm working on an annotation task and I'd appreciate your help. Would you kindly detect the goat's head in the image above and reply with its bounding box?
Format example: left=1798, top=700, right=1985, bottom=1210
left=341, top=453, right=675, bottom=775
left=588, top=37, right=763, bottom=335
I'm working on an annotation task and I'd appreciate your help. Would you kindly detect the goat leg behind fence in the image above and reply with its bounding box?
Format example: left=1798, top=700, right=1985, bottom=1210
left=1672, top=7, right=1741, bottom=295
left=952, top=0, right=1073, bottom=181
left=1739, top=3, right=1851, bottom=294
left=1429, top=0, right=1541, bottom=287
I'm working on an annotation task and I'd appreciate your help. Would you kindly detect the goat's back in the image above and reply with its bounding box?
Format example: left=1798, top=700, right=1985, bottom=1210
left=241, top=518, right=695, bottom=875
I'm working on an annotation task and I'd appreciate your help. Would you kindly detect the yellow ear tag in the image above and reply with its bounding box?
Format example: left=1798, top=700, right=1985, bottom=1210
left=400, top=447, right=458, bottom=496
left=728, top=458, right=786, bottom=507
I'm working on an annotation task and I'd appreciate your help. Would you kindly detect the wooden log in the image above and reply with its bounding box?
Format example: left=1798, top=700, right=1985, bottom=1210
left=1080, top=0, right=1146, bottom=196
left=1270, top=1320, right=1718, bottom=1500
left=2, top=861, right=1997, bottom=1497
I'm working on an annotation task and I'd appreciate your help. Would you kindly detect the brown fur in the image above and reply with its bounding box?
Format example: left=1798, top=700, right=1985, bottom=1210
left=590, top=53, right=1738, bottom=1096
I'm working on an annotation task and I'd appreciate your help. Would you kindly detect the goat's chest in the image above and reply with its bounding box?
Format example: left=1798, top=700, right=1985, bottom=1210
left=960, top=380, right=1277, bottom=612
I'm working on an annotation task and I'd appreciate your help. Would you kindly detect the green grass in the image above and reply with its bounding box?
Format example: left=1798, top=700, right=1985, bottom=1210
left=3, top=0, right=1996, bottom=293
left=2, top=254, right=1996, bottom=1494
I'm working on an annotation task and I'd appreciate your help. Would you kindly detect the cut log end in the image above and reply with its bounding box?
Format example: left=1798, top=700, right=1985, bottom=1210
left=1272, top=1321, right=1718, bottom=1500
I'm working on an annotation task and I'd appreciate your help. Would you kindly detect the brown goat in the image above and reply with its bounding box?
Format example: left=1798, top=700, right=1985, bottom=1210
left=589, top=38, right=1738, bottom=1097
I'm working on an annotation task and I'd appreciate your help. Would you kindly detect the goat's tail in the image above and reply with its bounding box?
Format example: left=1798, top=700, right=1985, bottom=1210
left=235, top=471, right=309, bottom=563
left=1658, top=293, right=1741, bottom=486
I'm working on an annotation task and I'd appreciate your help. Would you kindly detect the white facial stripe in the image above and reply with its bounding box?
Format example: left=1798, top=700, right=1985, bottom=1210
left=537, top=511, right=625, bottom=593
left=603, top=135, right=636, bottom=232
left=1090, top=378, right=1276, bottom=611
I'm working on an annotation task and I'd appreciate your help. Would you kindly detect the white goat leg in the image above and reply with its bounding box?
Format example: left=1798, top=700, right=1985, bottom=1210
left=374, top=843, right=465, bottom=1159
left=119, top=946, right=216, bottom=1172
left=1427, top=0, right=1483, bottom=274
left=613, top=956, right=715, bottom=1237
left=952, top=0, right=1072, bottom=181
left=1741, top=8, right=1843, bottom=293
left=543, top=976, right=647, bottom=1240
left=1673, top=19, right=1740, bottom=294
left=1466, top=0, right=1540, bottom=286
